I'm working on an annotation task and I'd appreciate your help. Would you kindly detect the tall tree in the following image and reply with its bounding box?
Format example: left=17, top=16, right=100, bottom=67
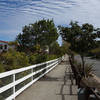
left=16, top=19, right=58, bottom=53
left=59, top=21, right=100, bottom=76
left=49, top=41, right=60, bottom=55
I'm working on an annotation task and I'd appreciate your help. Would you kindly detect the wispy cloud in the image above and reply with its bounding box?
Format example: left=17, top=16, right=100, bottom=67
left=0, top=29, right=19, bottom=41
left=0, top=0, right=100, bottom=41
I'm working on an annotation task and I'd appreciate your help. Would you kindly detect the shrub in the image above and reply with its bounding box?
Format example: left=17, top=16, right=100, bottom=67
left=15, top=52, right=29, bottom=67
left=0, top=63, right=5, bottom=73
left=91, top=47, right=100, bottom=59
left=74, top=60, right=94, bottom=77
left=0, top=49, right=29, bottom=71
left=0, top=49, right=58, bottom=72
left=35, top=54, right=48, bottom=64
left=46, top=55, right=57, bottom=61
left=29, top=54, right=37, bottom=64
left=35, top=54, right=57, bottom=64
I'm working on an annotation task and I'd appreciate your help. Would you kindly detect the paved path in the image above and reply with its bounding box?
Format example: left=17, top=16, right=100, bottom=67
left=16, top=55, right=78, bottom=100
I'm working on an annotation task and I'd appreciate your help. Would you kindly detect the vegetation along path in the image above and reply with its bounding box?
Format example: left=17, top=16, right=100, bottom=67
left=16, top=55, right=78, bottom=100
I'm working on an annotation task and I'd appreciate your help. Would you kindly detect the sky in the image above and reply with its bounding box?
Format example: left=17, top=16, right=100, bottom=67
left=0, top=0, right=100, bottom=45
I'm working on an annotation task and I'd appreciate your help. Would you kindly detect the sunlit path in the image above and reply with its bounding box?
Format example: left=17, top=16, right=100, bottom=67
left=16, top=55, right=78, bottom=100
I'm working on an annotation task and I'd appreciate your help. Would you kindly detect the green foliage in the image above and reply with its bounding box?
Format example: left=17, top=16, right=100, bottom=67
left=16, top=19, right=58, bottom=53
left=0, top=63, right=5, bottom=73
left=29, top=53, right=57, bottom=65
left=0, top=49, right=59, bottom=72
left=0, top=96, right=4, bottom=100
left=84, top=64, right=94, bottom=77
left=0, top=49, right=29, bottom=71
left=61, top=42, right=70, bottom=54
left=16, top=52, right=29, bottom=67
left=59, top=42, right=70, bottom=56
left=91, top=47, right=100, bottom=58
left=46, top=55, right=57, bottom=61
left=35, top=54, right=48, bottom=64
left=91, top=47, right=100, bottom=53
left=49, top=41, right=69, bottom=57
left=59, top=22, right=99, bottom=55
left=49, top=42, right=60, bottom=54
left=33, top=44, right=41, bottom=53
left=8, top=40, right=18, bottom=46
left=29, top=54, right=37, bottom=65
left=59, top=21, right=100, bottom=76
left=74, top=61, right=94, bottom=77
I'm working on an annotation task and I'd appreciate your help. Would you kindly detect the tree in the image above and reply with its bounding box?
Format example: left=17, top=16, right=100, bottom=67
left=59, top=21, right=100, bottom=76
left=16, top=19, right=58, bottom=53
left=61, top=41, right=70, bottom=55
left=49, top=41, right=60, bottom=55
left=49, top=41, right=69, bottom=57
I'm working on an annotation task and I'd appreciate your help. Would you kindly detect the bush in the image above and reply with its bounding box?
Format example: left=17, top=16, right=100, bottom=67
left=91, top=47, right=100, bottom=59
left=35, top=54, right=48, bottom=64
left=74, top=60, right=94, bottom=77
left=35, top=54, right=57, bottom=64
left=29, top=54, right=37, bottom=64
left=0, top=49, right=29, bottom=71
left=0, top=63, right=5, bottom=73
left=16, top=52, right=29, bottom=67
left=0, top=49, right=58, bottom=72
left=47, top=55, right=57, bottom=61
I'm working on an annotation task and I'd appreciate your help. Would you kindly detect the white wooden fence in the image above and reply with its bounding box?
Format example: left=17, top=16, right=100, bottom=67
left=0, top=58, right=62, bottom=100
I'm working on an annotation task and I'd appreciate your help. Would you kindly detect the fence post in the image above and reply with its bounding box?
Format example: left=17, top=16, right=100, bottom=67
left=0, top=58, right=59, bottom=100
left=31, top=68, right=33, bottom=81
left=13, top=74, right=15, bottom=100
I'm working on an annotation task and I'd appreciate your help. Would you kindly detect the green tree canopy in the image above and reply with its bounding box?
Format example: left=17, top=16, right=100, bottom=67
left=16, top=19, right=58, bottom=53
left=59, top=22, right=99, bottom=54
left=59, top=21, right=100, bottom=76
left=49, top=41, right=69, bottom=57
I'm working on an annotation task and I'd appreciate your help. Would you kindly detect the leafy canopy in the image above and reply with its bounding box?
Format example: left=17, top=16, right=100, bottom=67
left=16, top=19, right=58, bottom=52
left=59, top=21, right=100, bottom=76
left=59, top=21, right=100, bottom=56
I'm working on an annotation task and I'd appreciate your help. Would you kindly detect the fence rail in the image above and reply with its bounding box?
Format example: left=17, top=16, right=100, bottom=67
left=0, top=58, right=62, bottom=100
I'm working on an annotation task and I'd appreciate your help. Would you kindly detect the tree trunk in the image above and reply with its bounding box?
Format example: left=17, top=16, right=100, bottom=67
left=70, top=53, right=75, bottom=63
left=81, top=55, right=85, bottom=77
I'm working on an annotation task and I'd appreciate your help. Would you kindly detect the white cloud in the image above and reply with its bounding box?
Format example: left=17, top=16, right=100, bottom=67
left=1, top=0, right=100, bottom=41
left=0, top=29, right=19, bottom=36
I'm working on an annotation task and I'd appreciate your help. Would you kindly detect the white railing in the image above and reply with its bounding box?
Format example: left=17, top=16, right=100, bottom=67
left=0, top=58, right=62, bottom=100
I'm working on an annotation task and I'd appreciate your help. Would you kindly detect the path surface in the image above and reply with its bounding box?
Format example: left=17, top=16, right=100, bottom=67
left=16, top=55, right=78, bottom=100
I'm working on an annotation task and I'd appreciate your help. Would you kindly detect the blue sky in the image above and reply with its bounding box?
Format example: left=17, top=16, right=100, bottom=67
left=0, top=0, right=100, bottom=45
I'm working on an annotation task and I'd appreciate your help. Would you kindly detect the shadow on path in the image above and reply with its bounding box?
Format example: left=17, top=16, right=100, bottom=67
left=39, top=76, right=62, bottom=82
left=56, top=63, right=77, bottom=100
